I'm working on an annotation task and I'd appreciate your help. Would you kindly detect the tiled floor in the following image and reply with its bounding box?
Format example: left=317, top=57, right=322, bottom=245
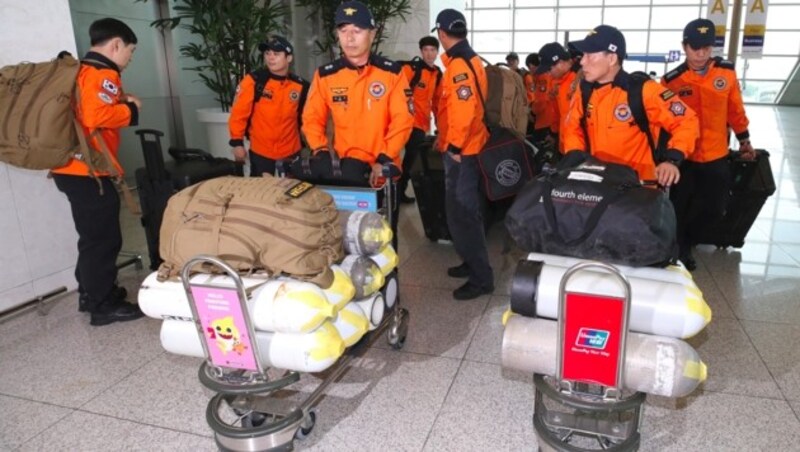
left=2, top=105, right=800, bottom=451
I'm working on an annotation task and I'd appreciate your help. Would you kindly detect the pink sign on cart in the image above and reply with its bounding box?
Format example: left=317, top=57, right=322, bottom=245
left=190, top=285, right=258, bottom=371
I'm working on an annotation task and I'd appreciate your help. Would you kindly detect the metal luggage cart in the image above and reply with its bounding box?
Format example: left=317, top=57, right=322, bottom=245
left=182, top=176, right=409, bottom=452
left=532, top=262, right=646, bottom=452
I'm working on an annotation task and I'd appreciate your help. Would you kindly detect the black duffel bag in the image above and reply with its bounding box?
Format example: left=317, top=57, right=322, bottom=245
left=505, top=155, right=677, bottom=267
left=290, top=149, right=372, bottom=187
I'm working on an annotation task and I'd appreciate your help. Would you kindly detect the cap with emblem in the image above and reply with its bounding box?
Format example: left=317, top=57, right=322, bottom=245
left=683, top=18, right=716, bottom=49
left=431, top=9, right=468, bottom=33
left=258, top=35, right=293, bottom=54
left=535, top=42, right=571, bottom=74
left=569, top=25, right=626, bottom=59
left=335, top=0, right=375, bottom=29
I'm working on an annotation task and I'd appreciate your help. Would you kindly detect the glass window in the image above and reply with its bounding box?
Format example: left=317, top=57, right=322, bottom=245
left=648, top=31, right=683, bottom=54
left=736, top=56, right=797, bottom=81
left=471, top=31, right=512, bottom=54
left=621, top=31, right=651, bottom=54
left=516, top=0, right=557, bottom=6
left=760, top=32, right=800, bottom=55
left=603, top=7, right=651, bottom=30
left=514, top=8, right=557, bottom=30
left=471, top=8, right=512, bottom=31
left=515, top=32, right=559, bottom=53
left=765, top=6, right=800, bottom=30
left=471, top=0, right=510, bottom=8
left=649, top=6, right=703, bottom=29
left=740, top=80, right=785, bottom=103
left=557, top=7, right=602, bottom=30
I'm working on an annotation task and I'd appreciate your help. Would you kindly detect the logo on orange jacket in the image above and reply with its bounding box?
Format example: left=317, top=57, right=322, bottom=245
left=369, top=81, right=386, bottom=98
left=713, top=77, right=727, bottom=90
left=614, top=103, right=631, bottom=121
left=289, top=90, right=300, bottom=102
left=669, top=101, right=686, bottom=116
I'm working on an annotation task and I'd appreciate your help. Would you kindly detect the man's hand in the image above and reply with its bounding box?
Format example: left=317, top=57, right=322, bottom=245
left=122, top=94, right=142, bottom=109
left=655, top=161, right=680, bottom=187
left=448, top=152, right=462, bottom=163
left=369, top=163, right=384, bottom=188
left=739, top=140, right=756, bottom=161
left=231, top=146, right=247, bottom=162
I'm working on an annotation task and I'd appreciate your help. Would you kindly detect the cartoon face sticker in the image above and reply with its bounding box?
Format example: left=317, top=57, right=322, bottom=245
left=713, top=76, right=727, bottom=90
left=207, top=316, right=247, bottom=355
left=614, top=103, right=632, bottom=122
left=669, top=101, right=686, bottom=116
left=369, top=81, right=386, bottom=98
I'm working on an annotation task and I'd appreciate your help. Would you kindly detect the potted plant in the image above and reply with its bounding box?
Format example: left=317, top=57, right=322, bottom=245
left=296, top=0, right=412, bottom=61
left=142, top=0, right=288, bottom=156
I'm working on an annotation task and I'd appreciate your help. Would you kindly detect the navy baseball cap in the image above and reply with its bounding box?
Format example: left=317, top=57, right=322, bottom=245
left=335, top=1, right=375, bottom=29
left=506, top=52, right=519, bottom=62
left=535, top=42, right=571, bottom=74
left=258, top=35, right=293, bottom=54
left=431, top=9, right=468, bottom=33
left=570, top=25, right=627, bottom=59
left=683, top=18, right=716, bottom=49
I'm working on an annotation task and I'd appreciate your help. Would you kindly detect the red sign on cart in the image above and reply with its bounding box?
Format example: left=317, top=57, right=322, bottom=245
left=191, top=285, right=258, bottom=372
left=561, top=291, right=624, bottom=387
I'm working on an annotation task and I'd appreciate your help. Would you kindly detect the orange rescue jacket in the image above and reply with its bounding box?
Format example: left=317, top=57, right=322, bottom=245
left=228, top=70, right=309, bottom=160
left=533, top=72, right=555, bottom=130
left=437, top=40, right=489, bottom=156
left=401, top=60, right=442, bottom=133
left=51, top=52, right=137, bottom=177
left=302, top=54, right=413, bottom=167
left=562, top=70, right=698, bottom=181
left=661, top=57, right=749, bottom=163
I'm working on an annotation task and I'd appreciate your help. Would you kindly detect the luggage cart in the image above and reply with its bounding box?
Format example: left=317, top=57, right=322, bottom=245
left=532, top=261, right=646, bottom=452
left=182, top=175, right=409, bottom=452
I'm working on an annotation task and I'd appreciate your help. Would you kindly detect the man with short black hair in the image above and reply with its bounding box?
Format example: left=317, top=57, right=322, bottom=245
left=397, top=35, right=443, bottom=203
left=432, top=9, right=494, bottom=300
left=661, top=18, right=754, bottom=270
left=229, top=35, right=309, bottom=176
left=505, top=51, right=526, bottom=77
left=536, top=42, right=578, bottom=152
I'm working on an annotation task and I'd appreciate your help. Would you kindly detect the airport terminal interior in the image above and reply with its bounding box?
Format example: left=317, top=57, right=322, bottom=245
left=2, top=0, right=800, bottom=451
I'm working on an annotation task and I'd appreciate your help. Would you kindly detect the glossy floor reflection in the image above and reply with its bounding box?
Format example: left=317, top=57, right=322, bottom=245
left=1, top=105, right=800, bottom=451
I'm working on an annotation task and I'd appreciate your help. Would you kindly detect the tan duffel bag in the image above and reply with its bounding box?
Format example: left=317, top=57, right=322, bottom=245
left=157, top=175, right=343, bottom=286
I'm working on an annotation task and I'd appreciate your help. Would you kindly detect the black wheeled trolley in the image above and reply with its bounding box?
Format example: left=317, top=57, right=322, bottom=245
left=181, top=176, right=408, bottom=451
left=533, top=262, right=646, bottom=452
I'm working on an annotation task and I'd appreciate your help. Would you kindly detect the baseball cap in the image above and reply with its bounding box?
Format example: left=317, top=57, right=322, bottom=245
left=535, top=42, right=571, bottom=74
left=335, top=1, right=376, bottom=29
left=258, top=35, right=293, bottom=54
left=683, top=18, right=716, bottom=49
left=431, top=9, right=468, bottom=33
left=569, top=25, right=627, bottom=59
left=506, top=52, right=519, bottom=62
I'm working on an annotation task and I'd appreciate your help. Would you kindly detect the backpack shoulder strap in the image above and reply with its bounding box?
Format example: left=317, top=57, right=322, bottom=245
left=407, top=57, right=424, bottom=90
left=626, top=73, right=656, bottom=154
left=459, top=56, right=488, bottom=125
left=251, top=68, right=270, bottom=103
left=579, top=79, right=593, bottom=153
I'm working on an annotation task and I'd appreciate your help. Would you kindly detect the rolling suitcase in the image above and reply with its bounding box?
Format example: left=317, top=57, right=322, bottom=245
left=410, top=136, right=452, bottom=242
left=135, top=129, right=240, bottom=269
left=694, top=149, right=776, bottom=248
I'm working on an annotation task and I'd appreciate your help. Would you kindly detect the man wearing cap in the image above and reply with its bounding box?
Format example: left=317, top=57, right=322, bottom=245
left=505, top=52, right=526, bottom=78
left=229, top=35, right=309, bottom=176
left=661, top=18, right=754, bottom=270
left=432, top=8, right=494, bottom=301
left=397, top=36, right=444, bottom=204
left=536, top=42, right=579, bottom=153
left=302, top=0, right=413, bottom=188
left=523, top=53, right=540, bottom=138
left=562, top=25, right=699, bottom=187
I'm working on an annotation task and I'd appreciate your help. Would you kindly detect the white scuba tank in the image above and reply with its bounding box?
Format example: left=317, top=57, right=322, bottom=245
left=331, top=302, right=370, bottom=347
left=352, top=292, right=385, bottom=331
left=501, top=315, right=707, bottom=398
left=249, top=279, right=334, bottom=334
left=340, top=210, right=393, bottom=255
left=340, top=254, right=385, bottom=299
left=367, top=244, right=399, bottom=277
left=321, top=264, right=356, bottom=312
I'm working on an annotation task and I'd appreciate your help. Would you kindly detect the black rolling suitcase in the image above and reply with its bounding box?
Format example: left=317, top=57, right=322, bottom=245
left=135, top=129, right=240, bottom=269
left=410, top=136, right=452, bottom=241
left=695, top=149, right=776, bottom=248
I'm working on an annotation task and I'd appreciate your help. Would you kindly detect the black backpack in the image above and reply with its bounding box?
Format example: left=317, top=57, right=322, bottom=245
left=398, top=57, right=442, bottom=91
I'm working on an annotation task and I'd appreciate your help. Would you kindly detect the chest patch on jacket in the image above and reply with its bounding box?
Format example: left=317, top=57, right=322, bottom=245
left=713, top=77, right=727, bottom=90
left=370, top=81, right=386, bottom=98
left=456, top=85, right=472, bottom=100
left=614, top=103, right=631, bottom=121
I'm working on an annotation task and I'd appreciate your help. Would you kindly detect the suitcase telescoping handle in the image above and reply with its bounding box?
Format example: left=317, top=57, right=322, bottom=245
left=135, top=129, right=168, bottom=181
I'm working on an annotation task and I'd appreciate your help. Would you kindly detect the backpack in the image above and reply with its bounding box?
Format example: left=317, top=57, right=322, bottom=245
left=462, top=58, right=529, bottom=137
left=157, top=175, right=344, bottom=286
left=0, top=53, right=117, bottom=175
left=579, top=71, right=668, bottom=161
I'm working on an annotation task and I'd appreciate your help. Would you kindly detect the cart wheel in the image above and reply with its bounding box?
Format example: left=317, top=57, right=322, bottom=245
left=240, top=412, right=267, bottom=428
left=388, top=334, right=406, bottom=350
left=295, top=409, right=316, bottom=440
left=387, top=308, right=409, bottom=350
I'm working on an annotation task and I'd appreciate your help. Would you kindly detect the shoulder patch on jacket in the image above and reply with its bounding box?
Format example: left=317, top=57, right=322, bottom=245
left=663, top=63, right=688, bottom=83
left=660, top=89, right=676, bottom=101
left=319, top=60, right=345, bottom=77
left=289, top=73, right=308, bottom=86
left=452, top=73, right=468, bottom=83
left=370, top=55, right=402, bottom=74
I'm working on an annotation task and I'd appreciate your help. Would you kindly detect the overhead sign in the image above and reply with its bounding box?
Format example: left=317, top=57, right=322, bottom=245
left=743, top=0, right=769, bottom=59
left=668, top=50, right=682, bottom=63
left=707, top=0, right=729, bottom=57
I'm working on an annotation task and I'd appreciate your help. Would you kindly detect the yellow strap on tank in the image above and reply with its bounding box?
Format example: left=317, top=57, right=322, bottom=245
left=283, top=291, right=335, bottom=333
left=685, top=294, right=712, bottom=326
left=683, top=360, right=708, bottom=382
left=337, top=306, right=369, bottom=346
left=501, top=308, right=514, bottom=327
left=666, top=264, right=693, bottom=280
left=309, top=322, right=346, bottom=360
left=363, top=267, right=386, bottom=295
left=325, top=267, right=356, bottom=310
left=362, top=221, right=393, bottom=246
